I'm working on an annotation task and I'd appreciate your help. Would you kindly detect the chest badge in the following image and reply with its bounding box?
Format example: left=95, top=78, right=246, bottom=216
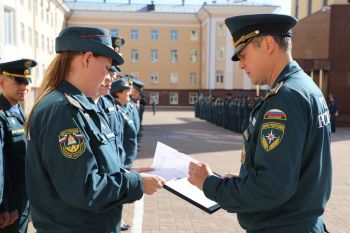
left=58, top=128, right=86, bottom=159
left=260, top=122, right=285, bottom=152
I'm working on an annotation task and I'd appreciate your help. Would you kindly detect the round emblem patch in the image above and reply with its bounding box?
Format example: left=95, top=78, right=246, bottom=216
left=260, top=122, right=285, bottom=152
left=58, top=128, right=86, bottom=159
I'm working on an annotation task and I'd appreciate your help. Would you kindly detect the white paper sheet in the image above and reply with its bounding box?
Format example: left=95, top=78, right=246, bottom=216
left=145, top=142, right=221, bottom=213
left=146, top=141, right=195, bottom=180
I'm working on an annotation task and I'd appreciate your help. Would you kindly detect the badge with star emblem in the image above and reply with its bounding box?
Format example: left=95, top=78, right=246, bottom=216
left=260, top=122, right=285, bottom=152
left=58, top=128, right=86, bottom=159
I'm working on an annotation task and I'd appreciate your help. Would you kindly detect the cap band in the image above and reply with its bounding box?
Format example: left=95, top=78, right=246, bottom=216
left=232, top=30, right=260, bottom=48
left=2, top=71, right=31, bottom=78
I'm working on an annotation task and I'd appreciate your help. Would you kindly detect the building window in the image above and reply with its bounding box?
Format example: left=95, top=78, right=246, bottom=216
left=170, top=72, right=178, bottom=84
left=111, top=29, right=119, bottom=37
left=35, top=31, right=38, bottom=48
left=36, top=62, right=40, bottom=79
left=170, top=30, right=178, bottom=40
left=189, top=92, right=198, bottom=104
left=190, top=50, right=197, bottom=63
left=28, top=0, right=32, bottom=10
left=169, top=92, right=179, bottom=105
left=41, top=63, right=46, bottom=81
left=151, top=29, right=158, bottom=40
left=34, top=0, right=38, bottom=15
left=51, top=39, right=54, bottom=53
left=46, top=8, right=49, bottom=24
left=216, top=47, right=225, bottom=60
left=295, top=0, right=299, bottom=19
left=47, top=37, right=50, bottom=52
left=41, top=34, right=45, bottom=50
left=217, top=23, right=226, bottom=36
left=131, top=49, right=139, bottom=62
left=40, top=0, right=44, bottom=21
left=189, top=72, right=197, bottom=85
left=170, top=49, right=178, bottom=63
left=4, top=8, right=15, bottom=46
left=50, top=12, right=54, bottom=27
left=323, top=0, right=328, bottom=6
left=28, top=27, right=32, bottom=46
left=150, top=72, right=159, bottom=84
left=216, top=71, right=224, bottom=84
left=308, top=0, right=312, bottom=16
left=20, top=23, right=25, bottom=43
left=131, top=29, right=138, bottom=40
left=190, top=30, right=198, bottom=41
left=149, top=92, right=159, bottom=104
left=151, top=49, right=158, bottom=63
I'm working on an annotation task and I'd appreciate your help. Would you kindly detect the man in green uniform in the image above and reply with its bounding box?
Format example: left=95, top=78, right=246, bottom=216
left=188, top=14, right=332, bottom=233
left=0, top=59, right=36, bottom=233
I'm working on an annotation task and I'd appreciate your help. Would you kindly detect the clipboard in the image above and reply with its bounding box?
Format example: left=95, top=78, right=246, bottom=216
left=163, top=177, right=221, bottom=214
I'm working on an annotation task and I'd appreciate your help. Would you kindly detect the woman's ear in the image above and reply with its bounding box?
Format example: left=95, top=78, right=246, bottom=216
left=82, top=51, right=94, bottom=67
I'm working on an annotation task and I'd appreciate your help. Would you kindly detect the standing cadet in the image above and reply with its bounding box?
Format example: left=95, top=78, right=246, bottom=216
left=188, top=14, right=332, bottom=233
left=110, top=78, right=138, bottom=170
left=25, top=27, right=165, bottom=233
left=0, top=59, right=36, bottom=233
left=328, top=93, right=339, bottom=133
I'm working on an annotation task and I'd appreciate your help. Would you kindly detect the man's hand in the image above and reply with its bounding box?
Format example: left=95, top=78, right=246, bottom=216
left=188, top=161, right=213, bottom=190
left=140, top=173, right=165, bottom=195
left=0, top=212, right=10, bottom=228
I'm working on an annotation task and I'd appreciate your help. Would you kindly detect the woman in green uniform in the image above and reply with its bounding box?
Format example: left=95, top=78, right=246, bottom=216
left=25, top=27, right=165, bottom=233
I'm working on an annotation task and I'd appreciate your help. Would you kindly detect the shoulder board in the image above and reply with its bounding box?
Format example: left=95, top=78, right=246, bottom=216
left=265, top=81, right=284, bottom=100
left=64, top=93, right=84, bottom=110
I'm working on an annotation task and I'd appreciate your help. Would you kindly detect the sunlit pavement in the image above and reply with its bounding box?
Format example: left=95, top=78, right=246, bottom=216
left=28, top=108, right=350, bottom=233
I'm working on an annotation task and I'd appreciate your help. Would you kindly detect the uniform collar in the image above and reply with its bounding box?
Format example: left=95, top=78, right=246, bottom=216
left=58, top=80, right=98, bottom=111
left=271, top=60, right=302, bottom=88
left=0, top=94, right=12, bottom=110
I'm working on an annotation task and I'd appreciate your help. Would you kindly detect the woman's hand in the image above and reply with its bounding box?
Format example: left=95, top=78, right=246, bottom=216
left=140, top=173, right=165, bottom=195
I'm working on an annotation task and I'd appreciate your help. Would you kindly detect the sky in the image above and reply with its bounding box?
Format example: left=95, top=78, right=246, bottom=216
left=70, top=0, right=291, bottom=15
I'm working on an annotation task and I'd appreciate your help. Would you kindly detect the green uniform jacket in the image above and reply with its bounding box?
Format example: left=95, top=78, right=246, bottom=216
left=0, top=94, right=28, bottom=215
left=26, top=81, right=144, bottom=233
left=203, top=61, right=332, bottom=231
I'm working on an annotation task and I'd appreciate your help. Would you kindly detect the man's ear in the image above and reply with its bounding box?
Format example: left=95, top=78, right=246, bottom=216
left=82, top=51, right=94, bottom=67
left=264, top=36, right=275, bottom=56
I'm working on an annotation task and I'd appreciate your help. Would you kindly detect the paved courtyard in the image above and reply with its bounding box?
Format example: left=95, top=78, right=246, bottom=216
left=28, top=108, right=350, bottom=233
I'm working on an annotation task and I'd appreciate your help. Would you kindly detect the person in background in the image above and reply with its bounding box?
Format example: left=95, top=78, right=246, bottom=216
left=151, top=97, right=157, bottom=116
left=188, top=14, right=332, bottom=233
left=0, top=59, right=36, bottom=233
left=25, top=26, right=165, bottom=233
left=328, top=93, right=339, bottom=133
left=110, top=78, right=138, bottom=170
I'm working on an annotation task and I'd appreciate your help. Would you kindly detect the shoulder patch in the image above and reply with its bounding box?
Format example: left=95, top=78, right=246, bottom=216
left=260, top=122, right=285, bottom=152
left=264, top=109, right=287, bottom=121
left=64, top=93, right=83, bottom=110
left=58, top=128, right=86, bottom=159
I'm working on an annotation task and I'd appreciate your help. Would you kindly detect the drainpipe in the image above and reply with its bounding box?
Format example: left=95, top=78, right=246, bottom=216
left=195, top=9, right=202, bottom=98
left=202, top=5, right=212, bottom=97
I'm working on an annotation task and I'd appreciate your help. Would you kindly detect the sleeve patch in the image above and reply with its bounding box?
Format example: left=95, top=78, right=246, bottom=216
left=260, top=122, right=285, bottom=152
left=264, top=109, right=287, bottom=121
left=58, top=128, right=86, bottom=159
